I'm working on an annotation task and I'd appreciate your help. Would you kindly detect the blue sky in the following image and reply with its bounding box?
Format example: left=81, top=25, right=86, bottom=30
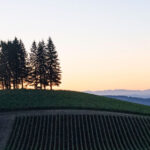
left=1, top=0, right=150, bottom=90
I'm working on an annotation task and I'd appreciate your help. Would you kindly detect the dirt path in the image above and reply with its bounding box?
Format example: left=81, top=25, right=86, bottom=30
left=0, top=109, right=149, bottom=150
left=0, top=115, right=15, bottom=150
left=0, top=109, right=150, bottom=118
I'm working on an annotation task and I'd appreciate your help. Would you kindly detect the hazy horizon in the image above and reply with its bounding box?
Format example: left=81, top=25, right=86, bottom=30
left=1, top=0, right=150, bottom=91
left=85, top=89, right=150, bottom=98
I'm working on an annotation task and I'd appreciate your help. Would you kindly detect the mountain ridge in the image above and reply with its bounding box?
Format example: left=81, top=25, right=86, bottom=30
left=85, top=89, right=150, bottom=98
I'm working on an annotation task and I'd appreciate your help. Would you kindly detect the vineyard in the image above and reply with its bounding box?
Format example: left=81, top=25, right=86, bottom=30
left=5, top=114, right=150, bottom=150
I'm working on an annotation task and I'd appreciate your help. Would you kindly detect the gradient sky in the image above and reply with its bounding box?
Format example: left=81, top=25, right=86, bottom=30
left=1, top=0, right=150, bottom=91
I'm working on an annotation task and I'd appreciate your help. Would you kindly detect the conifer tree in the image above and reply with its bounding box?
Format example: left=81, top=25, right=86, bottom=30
left=10, top=38, right=21, bottom=89
left=18, top=40, right=27, bottom=89
left=37, top=41, right=47, bottom=89
left=0, top=41, right=12, bottom=89
left=46, top=37, right=61, bottom=90
left=29, top=41, right=39, bottom=89
left=0, top=37, right=62, bottom=90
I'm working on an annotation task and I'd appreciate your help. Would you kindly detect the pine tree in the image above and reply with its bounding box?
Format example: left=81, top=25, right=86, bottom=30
left=18, top=40, right=27, bottom=89
left=0, top=41, right=12, bottom=89
left=37, top=41, right=47, bottom=89
left=0, top=36, right=62, bottom=90
left=0, top=51, right=4, bottom=89
left=10, top=38, right=21, bottom=89
left=29, top=41, right=39, bottom=89
left=46, top=37, right=61, bottom=90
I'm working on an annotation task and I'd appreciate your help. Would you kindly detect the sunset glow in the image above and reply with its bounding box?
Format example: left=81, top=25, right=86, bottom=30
left=1, top=0, right=150, bottom=91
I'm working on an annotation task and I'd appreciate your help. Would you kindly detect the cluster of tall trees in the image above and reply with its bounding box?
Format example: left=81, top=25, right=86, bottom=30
left=0, top=37, right=61, bottom=90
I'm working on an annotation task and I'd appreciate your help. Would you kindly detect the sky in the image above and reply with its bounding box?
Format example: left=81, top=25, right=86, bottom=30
left=1, top=0, right=150, bottom=91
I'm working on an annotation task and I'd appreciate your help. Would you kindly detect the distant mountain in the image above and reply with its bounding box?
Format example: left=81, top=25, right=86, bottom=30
left=85, top=89, right=150, bottom=98
left=106, top=95, right=150, bottom=106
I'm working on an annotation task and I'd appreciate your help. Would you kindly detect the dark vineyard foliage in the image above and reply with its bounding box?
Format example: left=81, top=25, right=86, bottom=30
left=0, top=37, right=61, bottom=90
left=5, top=114, right=150, bottom=150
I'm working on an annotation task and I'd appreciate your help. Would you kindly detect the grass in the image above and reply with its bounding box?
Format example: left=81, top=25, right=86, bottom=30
left=0, top=89, right=150, bottom=115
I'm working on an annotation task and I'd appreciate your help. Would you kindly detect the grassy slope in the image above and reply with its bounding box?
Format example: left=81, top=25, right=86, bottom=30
left=0, top=90, right=150, bottom=115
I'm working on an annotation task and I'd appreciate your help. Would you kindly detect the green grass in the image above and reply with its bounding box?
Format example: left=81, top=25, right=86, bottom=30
left=0, top=90, right=150, bottom=115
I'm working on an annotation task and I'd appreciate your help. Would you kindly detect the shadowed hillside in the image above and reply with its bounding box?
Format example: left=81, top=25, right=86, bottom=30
left=0, top=90, right=150, bottom=115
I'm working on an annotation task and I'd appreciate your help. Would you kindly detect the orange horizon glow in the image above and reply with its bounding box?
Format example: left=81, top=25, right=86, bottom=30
left=1, top=1, right=150, bottom=91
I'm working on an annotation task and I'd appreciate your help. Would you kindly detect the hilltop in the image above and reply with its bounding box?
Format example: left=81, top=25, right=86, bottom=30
left=0, top=90, right=150, bottom=115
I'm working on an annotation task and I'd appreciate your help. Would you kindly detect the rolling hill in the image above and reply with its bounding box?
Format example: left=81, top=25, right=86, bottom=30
left=0, top=90, right=150, bottom=115
left=106, top=95, right=150, bottom=106
left=0, top=90, right=150, bottom=150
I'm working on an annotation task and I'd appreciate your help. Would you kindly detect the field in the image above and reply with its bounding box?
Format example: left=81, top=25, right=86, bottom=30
left=5, top=114, right=150, bottom=150
left=0, top=90, right=150, bottom=115
left=1, top=90, right=150, bottom=150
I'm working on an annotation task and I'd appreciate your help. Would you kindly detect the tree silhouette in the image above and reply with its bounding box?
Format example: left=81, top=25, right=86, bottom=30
left=46, top=37, right=61, bottom=90
left=37, top=41, right=47, bottom=89
left=18, top=40, right=28, bottom=89
left=0, top=41, right=11, bottom=89
left=29, top=41, right=39, bottom=89
left=0, top=37, right=61, bottom=90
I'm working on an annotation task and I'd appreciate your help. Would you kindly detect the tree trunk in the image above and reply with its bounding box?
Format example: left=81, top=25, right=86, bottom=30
left=2, top=81, right=4, bottom=90
left=13, top=81, right=15, bottom=89
left=35, top=84, right=37, bottom=90
left=21, top=79, right=24, bottom=89
left=50, top=83, right=52, bottom=90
